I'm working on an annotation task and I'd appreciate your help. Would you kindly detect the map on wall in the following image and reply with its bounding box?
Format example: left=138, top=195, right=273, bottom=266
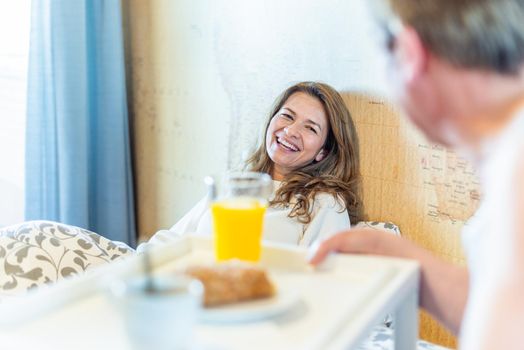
left=418, top=144, right=480, bottom=224
left=344, top=95, right=481, bottom=259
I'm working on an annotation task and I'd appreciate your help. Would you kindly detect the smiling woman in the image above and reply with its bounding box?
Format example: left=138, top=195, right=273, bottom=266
left=247, top=81, right=363, bottom=226
left=141, top=81, right=363, bottom=250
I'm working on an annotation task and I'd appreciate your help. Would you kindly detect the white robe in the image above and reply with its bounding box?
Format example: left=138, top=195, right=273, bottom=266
left=139, top=181, right=350, bottom=251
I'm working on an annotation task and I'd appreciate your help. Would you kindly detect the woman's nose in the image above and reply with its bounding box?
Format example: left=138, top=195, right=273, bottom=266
left=284, top=124, right=299, bottom=137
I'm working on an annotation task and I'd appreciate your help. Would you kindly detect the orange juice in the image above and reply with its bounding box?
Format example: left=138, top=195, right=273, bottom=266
left=211, top=197, right=267, bottom=262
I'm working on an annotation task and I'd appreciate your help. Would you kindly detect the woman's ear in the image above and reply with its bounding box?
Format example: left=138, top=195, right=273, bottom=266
left=315, top=149, right=327, bottom=162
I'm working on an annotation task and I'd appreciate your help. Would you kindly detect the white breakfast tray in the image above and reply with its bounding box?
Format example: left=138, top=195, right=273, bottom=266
left=169, top=237, right=419, bottom=350
left=0, top=236, right=419, bottom=350
left=156, top=237, right=395, bottom=350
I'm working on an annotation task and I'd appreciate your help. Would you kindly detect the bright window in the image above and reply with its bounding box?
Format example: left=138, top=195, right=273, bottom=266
left=0, top=0, right=31, bottom=226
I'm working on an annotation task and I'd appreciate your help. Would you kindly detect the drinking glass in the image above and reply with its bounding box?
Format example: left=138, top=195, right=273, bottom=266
left=208, top=172, right=272, bottom=262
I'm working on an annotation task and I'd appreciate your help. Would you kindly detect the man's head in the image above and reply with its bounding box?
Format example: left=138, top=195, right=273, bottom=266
left=381, top=0, right=524, bottom=74
left=371, top=0, right=524, bottom=146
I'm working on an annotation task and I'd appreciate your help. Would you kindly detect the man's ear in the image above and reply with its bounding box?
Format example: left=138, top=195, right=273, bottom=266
left=315, top=149, right=327, bottom=162
left=395, top=25, right=428, bottom=83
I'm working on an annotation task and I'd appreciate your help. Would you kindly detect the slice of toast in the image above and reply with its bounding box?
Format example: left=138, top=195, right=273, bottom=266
left=185, top=262, right=275, bottom=307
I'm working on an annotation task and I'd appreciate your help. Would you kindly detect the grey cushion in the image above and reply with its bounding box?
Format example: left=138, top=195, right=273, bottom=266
left=0, top=220, right=134, bottom=300
left=354, top=221, right=401, bottom=236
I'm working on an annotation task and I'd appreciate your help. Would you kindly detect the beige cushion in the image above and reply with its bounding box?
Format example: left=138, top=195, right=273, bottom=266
left=0, top=220, right=134, bottom=300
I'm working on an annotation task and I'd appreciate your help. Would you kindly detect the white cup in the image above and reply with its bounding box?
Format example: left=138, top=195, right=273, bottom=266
left=111, top=275, right=203, bottom=350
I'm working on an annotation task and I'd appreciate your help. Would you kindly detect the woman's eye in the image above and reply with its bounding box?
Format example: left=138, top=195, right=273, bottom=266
left=281, top=113, right=293, bottom=120
left=307, top=126, right=318, bottom=134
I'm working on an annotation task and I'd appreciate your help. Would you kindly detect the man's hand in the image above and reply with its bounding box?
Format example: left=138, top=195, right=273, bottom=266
left=309, top=228, right=402, bottom=265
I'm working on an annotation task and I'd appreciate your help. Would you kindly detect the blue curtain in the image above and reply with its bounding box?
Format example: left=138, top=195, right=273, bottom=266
left=25, top=0, right=136, bottom=246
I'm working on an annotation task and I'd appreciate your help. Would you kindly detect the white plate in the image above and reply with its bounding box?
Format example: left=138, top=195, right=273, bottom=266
left=199, top=288, right=300, bottom=323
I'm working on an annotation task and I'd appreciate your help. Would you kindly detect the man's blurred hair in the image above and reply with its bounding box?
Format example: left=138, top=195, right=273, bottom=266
left=374, top=0, right=524, bottom=74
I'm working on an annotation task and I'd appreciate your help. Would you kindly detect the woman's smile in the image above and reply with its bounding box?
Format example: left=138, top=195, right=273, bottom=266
left=276, top=135, right=300, bottom=152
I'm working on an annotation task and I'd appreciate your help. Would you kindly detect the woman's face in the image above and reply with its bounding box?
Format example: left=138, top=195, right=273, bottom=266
left=265, top=92, right=329, bottom=180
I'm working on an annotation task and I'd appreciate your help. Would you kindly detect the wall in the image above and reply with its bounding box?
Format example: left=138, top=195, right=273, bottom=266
left=124, top=0, right=386, bottom=236
left=123, top=1, right=480, bottom=347
left=124, top=0, right=232, bottom=237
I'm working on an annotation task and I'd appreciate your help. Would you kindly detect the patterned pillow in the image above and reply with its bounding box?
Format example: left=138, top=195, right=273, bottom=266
left=354, top=221, right=401, bottom=236
left=356, top=324, right=451, bottom=350
left=0, top=220, right=134, bottom=300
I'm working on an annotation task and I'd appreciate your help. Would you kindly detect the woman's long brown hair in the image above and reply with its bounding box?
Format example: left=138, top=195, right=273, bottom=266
left=245, top=82, right=363, bottom=224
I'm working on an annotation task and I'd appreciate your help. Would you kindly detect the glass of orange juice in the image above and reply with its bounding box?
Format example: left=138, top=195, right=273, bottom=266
left=208, top=172, right=272, bottom=262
